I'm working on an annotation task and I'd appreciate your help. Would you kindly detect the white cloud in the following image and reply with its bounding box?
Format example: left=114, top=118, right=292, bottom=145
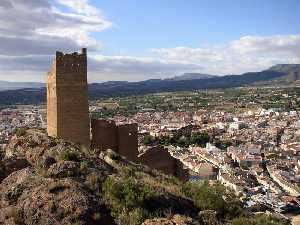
left=231, top=35, right=300, bottom=56
left=0, top=54, right=204, bottom=82
left=0, top=0, right=112, bottom=56
left=152, top=35, right=300, bottom=75
left=152, top=47, right=225, bottom=63
left=87, top=55, right=203, bottom=82
left=0, top=1, right=299, bottom=83
left=56, top=0, right=100, bottom=16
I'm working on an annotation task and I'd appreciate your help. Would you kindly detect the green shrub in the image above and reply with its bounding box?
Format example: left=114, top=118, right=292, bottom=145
left=120, top=166, right=136, bottom=178
left=102, top=177, right=155, bottom=224
left=143, top=134, right=154, bottom=145
left=85, top=172, right=102, bottom=193
left=60, top=149, right=80, bottom=161
left=231, top=214, right=289, bottom=225
left=118, top=208, right=149, bottom=225
left=103, top=177, right=153, bottom=210
left=93, top=212, right=101, bottom=221
left=79, top=161, right=89, bottom=173
left=182, top=181, right=242, bottom=219
left=167, top=175, right=180, bottom=185
left=15, top=128, right=26, bottom=137
left=73, top=221, right=82, bottom=225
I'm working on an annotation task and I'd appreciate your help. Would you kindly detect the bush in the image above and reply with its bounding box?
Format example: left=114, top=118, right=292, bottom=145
left=143, top=134, right=154, bottom=145
left=60, top=149, right=80, bottom=161
left=182, top=181, right=243, bottom=219
left=102, top=177, right=156, bottom=224
left=118, top=208, right=149, bottom=225
left=79, top=161, right=89, bottom=173
left=85, top=172, right=102, bottom=193
left=231, top=214, right=289, bottom=225
left=15, top=128, right=26, bottom=137
left=103, top=177, right=153, bottom=210
left=120, top=166, right=136, bottom=178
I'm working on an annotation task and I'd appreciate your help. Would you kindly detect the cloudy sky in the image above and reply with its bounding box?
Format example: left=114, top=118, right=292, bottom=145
left=0, top=0, right=300, bottom=82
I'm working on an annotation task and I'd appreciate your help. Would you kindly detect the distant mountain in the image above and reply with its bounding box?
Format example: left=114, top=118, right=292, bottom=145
left=87, top=69, right=286, bottom=99
left=257, top=64, right=300, bottom=85
left=268, top=64, right=300, bottom=73
left=0, top=81, right=45, bottom=91
left=167, top=73, right=216, bottom=81
left=0, top=64, right=299, bottom=105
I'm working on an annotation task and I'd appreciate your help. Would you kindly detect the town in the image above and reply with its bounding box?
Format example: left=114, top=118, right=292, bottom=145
left=1, top=0, right=300, bottom=224
left=1, top=85, right=300, bottom=222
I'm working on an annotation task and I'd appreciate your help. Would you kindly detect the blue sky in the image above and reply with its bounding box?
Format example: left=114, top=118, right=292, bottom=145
left=94, top=0, right=300, bottom=55
left=0, top=0, right=300, bottom=82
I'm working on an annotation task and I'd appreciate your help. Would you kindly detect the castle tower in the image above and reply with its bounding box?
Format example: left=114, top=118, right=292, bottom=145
left=47, top=48, right=90, bottom=146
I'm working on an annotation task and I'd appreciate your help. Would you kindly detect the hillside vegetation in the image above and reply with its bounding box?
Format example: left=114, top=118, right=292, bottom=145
left=0, top=129, right=290, bottom=225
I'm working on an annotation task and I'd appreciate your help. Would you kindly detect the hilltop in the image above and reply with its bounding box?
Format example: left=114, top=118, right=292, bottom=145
left=0, top=129, right=289, bottom=225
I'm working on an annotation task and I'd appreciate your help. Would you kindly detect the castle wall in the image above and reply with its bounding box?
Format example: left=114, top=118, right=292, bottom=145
left=47, top=49, right=90, bottom=146
left=91, top=119, right=118, bottom=151
left=138, top=147, right=187, bottom=180
left=117, top=123, right=138, bottom=162
left=91, top=119, right=138, bottom=162
left=139, top=147, right=177, bottom=175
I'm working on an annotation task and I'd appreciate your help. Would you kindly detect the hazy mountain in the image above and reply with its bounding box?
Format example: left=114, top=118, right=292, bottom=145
left=268, top=64, right=300, bottom=73
left=1, top=64, right=299, bottom=105
left=167, top=73, right=216, bottom=81
left=0, top=81, right=45, bottom=91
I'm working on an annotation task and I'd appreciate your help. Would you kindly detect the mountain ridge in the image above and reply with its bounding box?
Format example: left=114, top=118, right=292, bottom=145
left=0, top=64, right=299, bottom=105
left=0, top=64, right=299, bottom=91
left=0, top=81, right=45, bottom=91
left=166, top=73, right=217, bottom=81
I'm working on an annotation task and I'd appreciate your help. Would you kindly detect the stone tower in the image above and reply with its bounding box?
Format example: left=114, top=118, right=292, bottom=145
left=47, top=48, right=90, bottom=146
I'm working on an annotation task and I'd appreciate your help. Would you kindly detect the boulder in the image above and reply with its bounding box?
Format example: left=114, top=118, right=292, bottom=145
left=0, top=157, right=30, bottom=182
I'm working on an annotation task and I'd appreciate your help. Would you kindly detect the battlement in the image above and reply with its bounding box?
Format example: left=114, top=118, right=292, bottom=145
left=52, top=48, right=87, bottom=75
left=56, top=48, right=86, bottom=59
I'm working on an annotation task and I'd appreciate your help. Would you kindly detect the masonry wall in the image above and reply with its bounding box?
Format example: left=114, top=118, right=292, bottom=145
left=91, top=119, right=118, bottom=151
left=138, top=147, right=188, bottom=181
left=91, top=119, right=138, bottom=162
left=47, top=49, right=90, bottom=146
left=117, top=124, right=138, bottom=162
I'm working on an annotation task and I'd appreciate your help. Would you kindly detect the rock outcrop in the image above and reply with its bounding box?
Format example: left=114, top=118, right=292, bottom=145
left=0, top=129, right=200, bottom=225
left=0, top=129, right=288, bottom=225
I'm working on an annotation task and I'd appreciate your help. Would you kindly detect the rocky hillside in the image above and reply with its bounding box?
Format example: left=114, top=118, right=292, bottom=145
left=254, top=64, right=300, bottom=86
left=0, top=129, right=290, bottom=225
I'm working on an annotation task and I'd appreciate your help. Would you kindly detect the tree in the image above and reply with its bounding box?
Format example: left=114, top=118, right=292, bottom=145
left=143, top=135, right=154, bottom=145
